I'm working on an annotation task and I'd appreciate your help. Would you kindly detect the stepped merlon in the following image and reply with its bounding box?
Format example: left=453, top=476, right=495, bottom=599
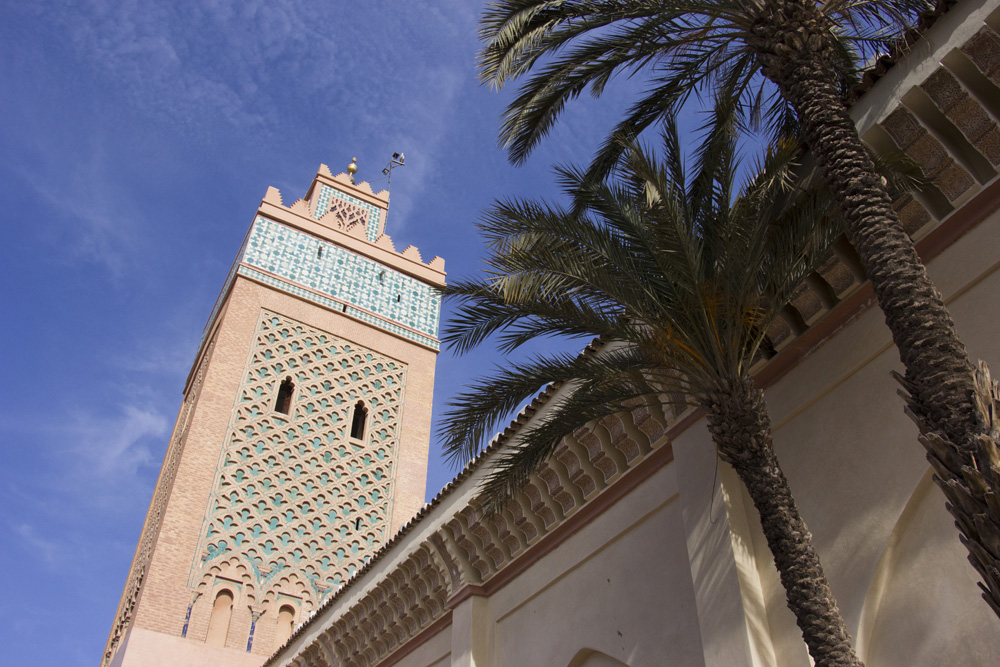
left=261, top=165, right=446, bottom=281
left=200, top=164, right=446, bottom=360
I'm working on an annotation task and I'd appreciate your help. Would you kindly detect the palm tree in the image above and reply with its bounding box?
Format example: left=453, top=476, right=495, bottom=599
left=477, top=0, right=1000, bottom=618
left=441, top=127, right=863, bottom=666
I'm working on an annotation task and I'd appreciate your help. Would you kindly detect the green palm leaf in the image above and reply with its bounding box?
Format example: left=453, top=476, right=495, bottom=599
left=441, top=128, right=861, bottom=664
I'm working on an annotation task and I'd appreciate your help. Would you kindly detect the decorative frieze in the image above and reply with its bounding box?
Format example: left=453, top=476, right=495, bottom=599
left=266, top=402, right=668, bottom=667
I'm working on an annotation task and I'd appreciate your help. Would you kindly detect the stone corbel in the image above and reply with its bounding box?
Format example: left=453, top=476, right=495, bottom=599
left=428, top=529, right=473, bottom=594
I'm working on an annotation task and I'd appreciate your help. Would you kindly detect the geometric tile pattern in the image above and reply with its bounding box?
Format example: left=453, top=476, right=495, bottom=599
left=314, top=185, right=383, bottom=241
left=237, top=266, right=440, bottom=349
left=189, top=311, right=407, bottom=602
left=242, top=217, right=441, bottom=340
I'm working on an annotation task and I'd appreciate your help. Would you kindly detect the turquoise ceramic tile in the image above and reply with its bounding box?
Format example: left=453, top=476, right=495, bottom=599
left=238, top=217, right=441, bottom=348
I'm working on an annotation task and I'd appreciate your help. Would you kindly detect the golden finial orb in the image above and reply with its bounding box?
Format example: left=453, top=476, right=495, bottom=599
left=347, top=157, right=358, bottom=184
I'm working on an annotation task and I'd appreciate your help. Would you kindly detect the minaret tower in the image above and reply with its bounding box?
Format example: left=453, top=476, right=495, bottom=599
left=102, top=161, right=445, bottom=666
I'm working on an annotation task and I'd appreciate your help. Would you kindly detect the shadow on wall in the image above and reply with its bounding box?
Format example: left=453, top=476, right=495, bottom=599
left=857, top=469, right=1000, bottom=665
left=567, top=648, right=631, bottom=667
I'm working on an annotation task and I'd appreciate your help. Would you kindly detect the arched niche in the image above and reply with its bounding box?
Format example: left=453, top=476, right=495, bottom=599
left=205, top=588, right=234, bottom=647
left=566, top=648, right=630, bottom=667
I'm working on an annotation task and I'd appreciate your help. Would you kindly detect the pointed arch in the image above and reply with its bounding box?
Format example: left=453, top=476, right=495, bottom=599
left=350, top=400, right=368, bottom=440
left=206, top=588, right=234, bottom=647
left=274, top=604, right=297, bottom=647
left=567, top=648, right=629, bottom=667
left=275, top=377, right=295, bottom=414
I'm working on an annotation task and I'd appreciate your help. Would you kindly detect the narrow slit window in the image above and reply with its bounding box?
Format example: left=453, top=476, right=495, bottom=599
left=354, top=517, right=362, bottom=530
left=317, top=246, right=324, bottom=258
left=350, top=401, right=368, bottom=440
left=275, top=378, right=295, bottom=414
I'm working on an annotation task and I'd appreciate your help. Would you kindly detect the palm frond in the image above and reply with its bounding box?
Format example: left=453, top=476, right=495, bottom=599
left=438, top=345, right=675, bottom=466
left=477, top=0, right=927, bottom=169
left=443, top=128, right=846, bottom=509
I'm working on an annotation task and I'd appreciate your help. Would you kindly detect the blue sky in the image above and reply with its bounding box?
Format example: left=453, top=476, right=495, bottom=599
left=0, top=2, right=655, bottom=664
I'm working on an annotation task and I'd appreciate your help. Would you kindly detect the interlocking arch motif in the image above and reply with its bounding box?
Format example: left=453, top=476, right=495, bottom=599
left=190, top=310, right=407, bottom=606
left=327, top=197, right=369, bottom=236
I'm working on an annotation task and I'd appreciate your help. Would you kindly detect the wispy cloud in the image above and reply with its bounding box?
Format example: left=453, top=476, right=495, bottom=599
left=2, top=403, right=170, bottom=511
left=112, top=325, right=201, bottom=377
left=12, top=145, right=146, bottom=279
left=41, top=1, right=478, bottom=139
left=69, top=404, right=168, bottom=481
left=28, top=0, right=481, bottom=230
left=13, top=523, right=63, bottom=567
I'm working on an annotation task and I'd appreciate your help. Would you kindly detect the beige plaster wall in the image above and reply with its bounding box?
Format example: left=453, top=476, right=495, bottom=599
left=110, top=628, right=264, bottom=667
left=485, top=465, right=704, bottom=667
left=725, top=194, right=1000, bottom=665
left=391, top=624, right=451, bottom=667
left=860, top=470, right=997, bottom=665
left=671, top=422, right=762, bottom=667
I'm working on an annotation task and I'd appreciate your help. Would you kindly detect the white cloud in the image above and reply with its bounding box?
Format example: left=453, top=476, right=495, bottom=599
left=4, top=403, right=172, bottom=510
left=13, top=523, right=63, bottom=567
left=16, top=148, right=143, bottom=279
left=70, top=404, right=168, bottom=480
left=112, top=325, right=201, bottom=377
left=375, top=63, right=468, bottom=235
left=38, top=0, right=481, bottom=166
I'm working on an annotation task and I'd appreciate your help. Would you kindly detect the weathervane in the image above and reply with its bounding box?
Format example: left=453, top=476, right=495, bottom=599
left=382, top=152, right=405, bottom=189
left=381, top=152, right=405, bottom=223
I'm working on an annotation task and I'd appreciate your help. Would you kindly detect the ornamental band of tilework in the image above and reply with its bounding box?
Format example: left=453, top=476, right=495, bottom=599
left=189, top=310, right=408, bottom=606
left=242, top=217, right=441, bottom=349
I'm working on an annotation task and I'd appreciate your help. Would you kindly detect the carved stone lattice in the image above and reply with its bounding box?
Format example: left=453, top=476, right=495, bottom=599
left=191, top=310, right=407, bottom=604
left=327, top=198, right=369, bottom=235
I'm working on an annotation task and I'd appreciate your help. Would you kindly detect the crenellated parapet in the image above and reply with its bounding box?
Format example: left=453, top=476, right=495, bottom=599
left=203, top=163, right=446, bottom=353
left=262, top=164, right=444, bottom=278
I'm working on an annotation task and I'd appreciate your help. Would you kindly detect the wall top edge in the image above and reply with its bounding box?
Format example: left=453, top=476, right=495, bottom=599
left=255, top=199, right=446, bottom=285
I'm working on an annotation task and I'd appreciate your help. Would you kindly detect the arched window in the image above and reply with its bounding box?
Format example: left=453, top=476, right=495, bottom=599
left=350, top=401, right=367, bottom=440
left=205, top=589, right=234, bottom=647
left=275, top=378, right=294, bottom=414
left=274, top=604, right=296, bottom=647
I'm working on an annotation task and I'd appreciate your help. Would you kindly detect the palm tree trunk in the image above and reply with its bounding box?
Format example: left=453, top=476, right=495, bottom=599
left=704, top=377, right=863, bottom=667
left=747, top=0, right=1000, bottom=618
